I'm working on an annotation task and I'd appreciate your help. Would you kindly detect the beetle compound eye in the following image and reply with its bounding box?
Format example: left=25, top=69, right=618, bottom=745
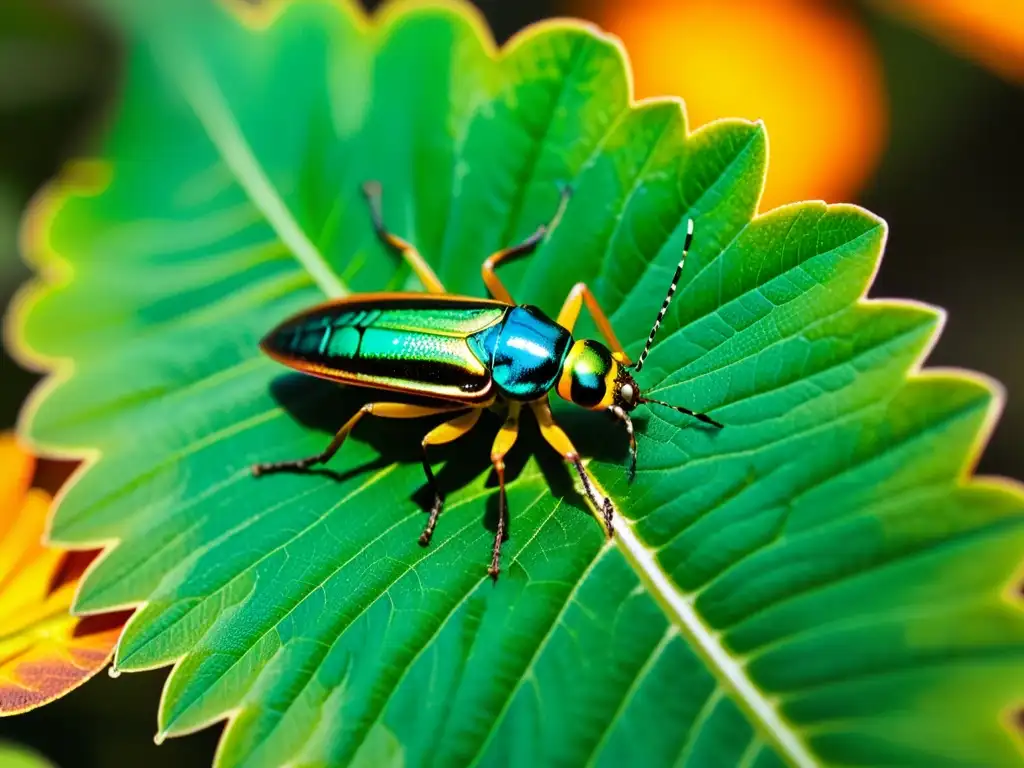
left=563, top=340, right=615, bottom=409
left=570, top=367, right=607, bottom=408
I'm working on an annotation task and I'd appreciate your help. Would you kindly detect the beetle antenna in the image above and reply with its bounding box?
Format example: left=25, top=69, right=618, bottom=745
left=632, top=219, right=694, bottom=373
left=608, top=405, right=637, bottom=483
left=639, top=396, right=723, bottom=428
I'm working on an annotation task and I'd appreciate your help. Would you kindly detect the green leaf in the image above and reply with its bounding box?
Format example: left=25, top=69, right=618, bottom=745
left=10, top=1, right=1024, bottom=765
left=0, top=742, right=54, bottom=768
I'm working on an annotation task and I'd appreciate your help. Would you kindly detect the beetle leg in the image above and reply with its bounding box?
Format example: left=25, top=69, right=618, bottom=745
left=530, top=398, right=615, bottom=537
left=419, top=408, right=483, bottom=546
left=481, top=228, right=545, bottom=304
left=556, top=282, right=632, bottom=366
left=488, top=402, right=522, bottom=580
left=481, top=184, right=572, bottom=304
left=361, top=181, right=446, bottom=294
left=251, top=402, right=462, bottom=476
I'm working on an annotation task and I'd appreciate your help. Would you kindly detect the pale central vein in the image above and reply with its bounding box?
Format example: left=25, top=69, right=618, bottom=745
left=613, top=518, right=817, bottom=768
left=160, top=39, right=349, bottom=299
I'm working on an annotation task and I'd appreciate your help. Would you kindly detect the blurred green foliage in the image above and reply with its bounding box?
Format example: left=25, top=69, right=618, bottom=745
left=0, top=740, right=54, bottom=768
left=0, top=0, right=110, bottom=428
left=0, top=6, right=216, bottom=767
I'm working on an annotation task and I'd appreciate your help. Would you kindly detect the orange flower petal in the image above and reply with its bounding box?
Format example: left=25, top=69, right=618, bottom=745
left=0, top=491, right=52, bottom=601
left=587, top=0, right=887, bottom=209
left=0, top=611, right=126, bottom=715
left=0, top=436, right=33, bottom=542
left=0, top=437, right=128, bottom=715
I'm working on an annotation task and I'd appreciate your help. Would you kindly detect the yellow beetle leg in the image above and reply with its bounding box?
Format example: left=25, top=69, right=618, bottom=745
left=419, top=408, right=484, bottom=546
left=252, top=402, right=462, bottom=476
left=481, top=185, right=572, bottom=304
left=487, top=402, right=522, bottom=580
left=482, top=230, right=545, bottom=304
left=362, top=181, right=446, bottom=294
left=530, top=398, right=615, bottom=537
left=556, top=282, right=632, bottom=365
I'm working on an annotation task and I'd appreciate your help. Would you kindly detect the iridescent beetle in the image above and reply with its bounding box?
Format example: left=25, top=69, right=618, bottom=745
left=254, top=182, right=722, bottom=578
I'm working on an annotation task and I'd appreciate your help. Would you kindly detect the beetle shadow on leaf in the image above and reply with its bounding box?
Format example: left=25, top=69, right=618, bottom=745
left=510, top=406, right=642, bottom=529
left=267, top=372, right=495, bottom=508
left=477, top=408, right=638, bottom=541
left=553, top=405, right=644, bottom=470
left=267, top=374, right=396, bottom=482
left=267, top=374, right=657, bottom=540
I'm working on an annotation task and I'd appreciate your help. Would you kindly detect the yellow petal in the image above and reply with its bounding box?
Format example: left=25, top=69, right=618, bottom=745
left=0, top=491, right=52, bottom=599
left=0, top=436, right=127, bottom=715
left=0, top=436, right=33, bottom=544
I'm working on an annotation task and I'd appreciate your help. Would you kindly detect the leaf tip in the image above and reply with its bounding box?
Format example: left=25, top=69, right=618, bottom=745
left=374, top=0, right=496, bottom=55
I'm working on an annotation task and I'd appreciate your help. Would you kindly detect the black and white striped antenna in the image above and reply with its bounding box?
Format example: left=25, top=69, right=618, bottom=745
left=631, top=219, right=694, bottom=373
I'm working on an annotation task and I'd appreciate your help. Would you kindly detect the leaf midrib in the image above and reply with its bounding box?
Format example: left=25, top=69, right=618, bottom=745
left=613, top=519, right=817, bottom=768
left=153, top=34, right=349, bottom=300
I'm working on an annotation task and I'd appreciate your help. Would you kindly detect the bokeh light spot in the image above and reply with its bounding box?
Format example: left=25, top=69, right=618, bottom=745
left=589, top=0, right=887, bottom=209
left=885, top=0, right=1024, bottom=83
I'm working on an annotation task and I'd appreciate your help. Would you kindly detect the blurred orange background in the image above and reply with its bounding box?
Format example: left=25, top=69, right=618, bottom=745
left=580, top=0, right=1024, bottom=209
